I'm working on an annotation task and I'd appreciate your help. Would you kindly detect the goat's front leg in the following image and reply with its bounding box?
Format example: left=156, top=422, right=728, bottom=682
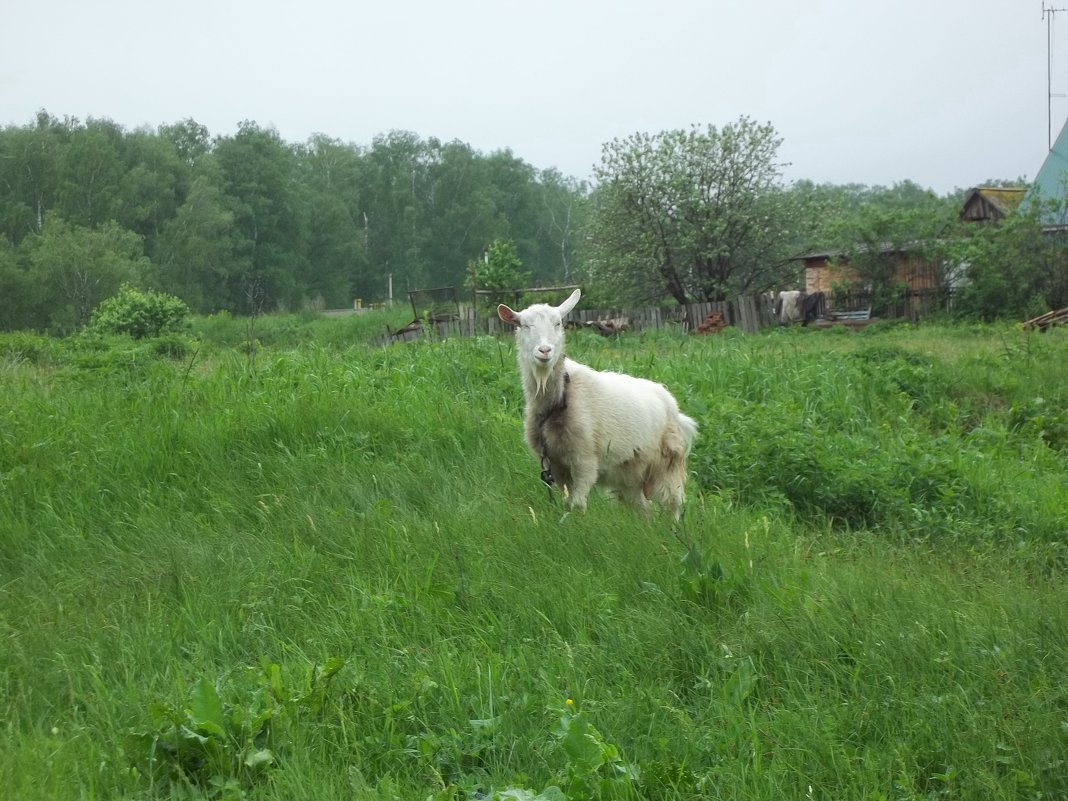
left=564, top=457, right=598, bottom=512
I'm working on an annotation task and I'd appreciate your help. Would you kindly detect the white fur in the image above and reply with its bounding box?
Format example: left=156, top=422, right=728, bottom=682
left=776, top=290, right=804, bottom=324
left=498, top=289, right=698, bottom=518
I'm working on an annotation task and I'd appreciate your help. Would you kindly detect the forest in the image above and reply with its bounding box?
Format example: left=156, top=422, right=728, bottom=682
left=0, top=111, right=1065, bottom=333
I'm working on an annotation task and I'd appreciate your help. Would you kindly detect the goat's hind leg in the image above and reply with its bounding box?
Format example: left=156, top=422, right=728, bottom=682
left=657, top=435, right=690, bottom=520
left=649, top=464, right=688, bottom=520
left=620, top=481, right=652, bottom=516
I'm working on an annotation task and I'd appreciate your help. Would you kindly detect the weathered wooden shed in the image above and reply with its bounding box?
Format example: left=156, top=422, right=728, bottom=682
left=796, top=186, right=1028, bottom=317
left=799, top=246, right=941, bottom=295
left=959, top=186, right=1027, bottom=223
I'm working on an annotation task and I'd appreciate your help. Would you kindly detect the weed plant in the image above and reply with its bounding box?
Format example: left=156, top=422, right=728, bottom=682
left=1, top=320, right=1066, bottom=800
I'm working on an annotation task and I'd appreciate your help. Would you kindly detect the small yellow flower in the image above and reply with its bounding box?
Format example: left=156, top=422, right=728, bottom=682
left=565, top=698, right=574, bottom=708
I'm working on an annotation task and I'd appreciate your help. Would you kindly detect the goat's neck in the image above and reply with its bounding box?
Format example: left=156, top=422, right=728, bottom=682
left=522, top=358, right=568, bottom=414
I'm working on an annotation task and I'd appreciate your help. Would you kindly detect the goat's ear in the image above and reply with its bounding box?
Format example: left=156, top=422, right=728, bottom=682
left=498, top=304, right=520, bottom=325
left=557, top=288, right=581, bottom=317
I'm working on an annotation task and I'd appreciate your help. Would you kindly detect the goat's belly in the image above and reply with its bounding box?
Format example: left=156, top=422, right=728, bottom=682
left=600, top=457, right=647, bottom=491
left=596, top=411, right=669, bottom=463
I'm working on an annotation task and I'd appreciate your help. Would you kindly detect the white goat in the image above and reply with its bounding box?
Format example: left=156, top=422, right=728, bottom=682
left=498, top=289, right=698, bottom=518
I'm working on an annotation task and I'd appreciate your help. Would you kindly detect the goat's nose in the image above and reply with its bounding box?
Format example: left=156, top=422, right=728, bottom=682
left=537, top=345, right=551, bottom=355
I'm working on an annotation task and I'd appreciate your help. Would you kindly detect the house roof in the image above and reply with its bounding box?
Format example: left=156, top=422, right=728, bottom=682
left=792, top=242, right=911, bottom=262
left=1034, top=119, right=1068, bottom=201
left=959, top=186, right=1027, bottom=221
left=794, top=250, right=840, bottom=261
left=1028, top=118, right=1068, bottom=228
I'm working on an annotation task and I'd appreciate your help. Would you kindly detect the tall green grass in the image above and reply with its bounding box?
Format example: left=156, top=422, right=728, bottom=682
left=1, top=321, right=1066, bottom=800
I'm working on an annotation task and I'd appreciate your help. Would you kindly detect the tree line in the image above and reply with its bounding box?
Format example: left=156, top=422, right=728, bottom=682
left=1, top=111, right=1064, bottom=333
left=0, top=112, right=584, bottom=331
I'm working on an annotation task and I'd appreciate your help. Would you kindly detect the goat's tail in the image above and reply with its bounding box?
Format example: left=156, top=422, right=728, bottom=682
left=678, top=413, right=698, bottom=453
left=651, top=414, right=698, bottom=519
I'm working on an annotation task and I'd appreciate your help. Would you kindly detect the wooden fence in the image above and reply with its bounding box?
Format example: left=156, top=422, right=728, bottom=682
left=376, top=295, right=778, bottom=345
left=371, top=287, right=968, bottom=346
left=831, top=288, right=956, bottom=321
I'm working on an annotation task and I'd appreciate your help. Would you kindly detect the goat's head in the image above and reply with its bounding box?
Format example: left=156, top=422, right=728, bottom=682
left=498, top=289, right=580, bottom=383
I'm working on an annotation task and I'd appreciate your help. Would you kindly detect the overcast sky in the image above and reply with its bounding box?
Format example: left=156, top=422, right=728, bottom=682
left=0, top=1, right=1059, bottom=194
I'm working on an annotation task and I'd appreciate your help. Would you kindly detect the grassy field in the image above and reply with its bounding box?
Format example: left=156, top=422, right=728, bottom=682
left=1, top=315, right=1066, bottom=800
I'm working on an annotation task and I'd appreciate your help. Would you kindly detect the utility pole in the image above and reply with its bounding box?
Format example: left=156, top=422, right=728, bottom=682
left=1044, top=3, right=1068, bottom=149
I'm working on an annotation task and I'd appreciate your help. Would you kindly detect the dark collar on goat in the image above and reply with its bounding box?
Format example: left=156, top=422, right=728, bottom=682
left=536, top=371, right=569, bottom=491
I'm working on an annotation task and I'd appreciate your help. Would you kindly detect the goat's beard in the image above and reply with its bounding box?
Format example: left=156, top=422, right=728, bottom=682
left=524, top=356, right=557, bottom=398
left=533, top=368, right=551, bottom=397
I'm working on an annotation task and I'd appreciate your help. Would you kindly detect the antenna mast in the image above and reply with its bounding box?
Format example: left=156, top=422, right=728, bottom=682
left=1044, top=2, right=1068, bottom=149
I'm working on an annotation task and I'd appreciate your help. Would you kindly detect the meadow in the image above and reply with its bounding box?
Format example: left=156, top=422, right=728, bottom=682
left=1, top=313, right=1066, bottom=800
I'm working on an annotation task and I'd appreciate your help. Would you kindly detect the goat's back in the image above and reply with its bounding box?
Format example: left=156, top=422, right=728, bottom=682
left=563, top=359, right=685, bottom=460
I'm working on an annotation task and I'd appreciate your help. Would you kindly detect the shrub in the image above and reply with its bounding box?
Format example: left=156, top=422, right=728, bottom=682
left=87, top=284, right=190, bottom=339
left=0, top=332, right=58, bottom=365
left=150, top=333, right=196, bottom=360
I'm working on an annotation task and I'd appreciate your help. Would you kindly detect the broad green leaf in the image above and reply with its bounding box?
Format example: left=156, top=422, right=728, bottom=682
left=266, top=663, right=285, bottom=702
left=187, top=677, right=225, bottom=734
left=243, top=748, right=275, bottom=769
left=321, top=656, right=344, bottom=678
left=558, top=712, right=605, bottom=773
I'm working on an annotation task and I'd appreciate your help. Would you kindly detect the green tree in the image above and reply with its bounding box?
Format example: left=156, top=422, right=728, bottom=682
left=417, top=139, right=501, bottom=290
left=947, top=199, right=1065, bottom=321
left=298, top=134, right=369, bottom=307
left=536, top=168, right=588, bottom=285
left=357, top=133, right=583, bottom=299
left=359, top=130, right=433, bottom=297
left=115, top=129, right=188, bottom=258
left=214, top=122, right=303, bottom=312
left=477, top=150, right=541, bottom=278
left=155, top=175, right=245, bottom=313
left=158, top=118, right=212, bottom=167
left=55, top=118, right=126, bottom=228
left=0, top=238, right=40, bottom=331
left=0, top=112, right=71, bottom=243
left=586, top=118, right=793, bottom=304
left=466, top=238, right=530, bottom=306
left=19, top=217, right=150, bottom=332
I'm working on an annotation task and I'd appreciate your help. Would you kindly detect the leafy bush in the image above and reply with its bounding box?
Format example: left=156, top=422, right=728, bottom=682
left=87, top=284, right=190, bottom=339
left=149, top=332, right=196, bottom=359
left=0, top=332, right=58, bottom=365
left=1009, top=395, right=1068, bottom=452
